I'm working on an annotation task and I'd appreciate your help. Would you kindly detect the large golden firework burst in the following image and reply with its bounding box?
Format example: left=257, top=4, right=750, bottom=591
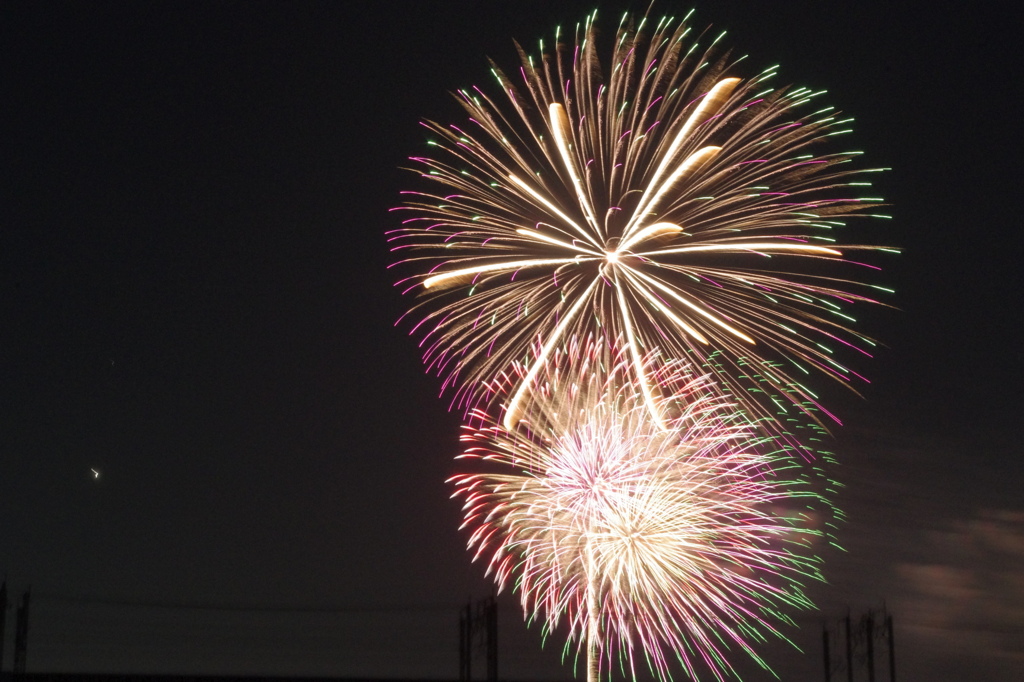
left=391, top=10, right=892, bottom=430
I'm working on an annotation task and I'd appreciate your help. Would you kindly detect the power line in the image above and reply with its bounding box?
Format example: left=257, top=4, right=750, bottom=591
left=33, top=592, right=462, bottom=614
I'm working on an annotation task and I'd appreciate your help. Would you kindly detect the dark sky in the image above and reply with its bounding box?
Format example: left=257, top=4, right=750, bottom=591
left=1, top=2, right=1021, bottom=680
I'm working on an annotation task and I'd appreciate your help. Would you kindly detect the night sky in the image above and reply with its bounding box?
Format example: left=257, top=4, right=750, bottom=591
left=2, top=2, right=1021, bottom=680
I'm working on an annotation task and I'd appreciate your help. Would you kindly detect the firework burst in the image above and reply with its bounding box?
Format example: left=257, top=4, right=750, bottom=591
left=451, top=339, right=836, bottom=682
left=390, top=10, right=892, bottom=429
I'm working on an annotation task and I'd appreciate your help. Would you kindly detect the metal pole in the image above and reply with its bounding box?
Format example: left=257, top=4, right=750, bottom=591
left=887, top=614, right=896, bottom=682
left=822, top=622, right=831, bottom=682
left=13, top=588, right=30, bottom=675
left=0, top=580, right=7, bottom=673
left=865, top=612, right=875, bottom=682
left=486, top=597, right=497, bottom=682
left=845, top=613, right=853, bottom=682
left=460, top=601, right=472, bottom=681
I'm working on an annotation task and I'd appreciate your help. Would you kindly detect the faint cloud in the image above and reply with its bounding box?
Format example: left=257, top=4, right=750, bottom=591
left=894, top=508, right=1024, bottom=664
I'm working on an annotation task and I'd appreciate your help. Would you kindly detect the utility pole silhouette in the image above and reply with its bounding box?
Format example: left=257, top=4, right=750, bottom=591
left=0, top=580, right=6, bottom=672
left=823, top=607, right=895, bottom=682
left=13, top=587, right=30, bottom=675
left=459, top=596, right=498, bottom=682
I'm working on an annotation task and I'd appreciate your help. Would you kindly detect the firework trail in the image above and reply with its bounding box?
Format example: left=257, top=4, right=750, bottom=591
left=451, top=338, right=836, bottom=682
left=390, top=8, right=891, bottom=681
left=390, top=10, right=892, bottom=430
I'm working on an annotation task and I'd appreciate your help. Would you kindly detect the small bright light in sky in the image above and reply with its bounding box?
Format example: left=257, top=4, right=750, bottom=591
left=91, top=468, right=100, bottom=480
